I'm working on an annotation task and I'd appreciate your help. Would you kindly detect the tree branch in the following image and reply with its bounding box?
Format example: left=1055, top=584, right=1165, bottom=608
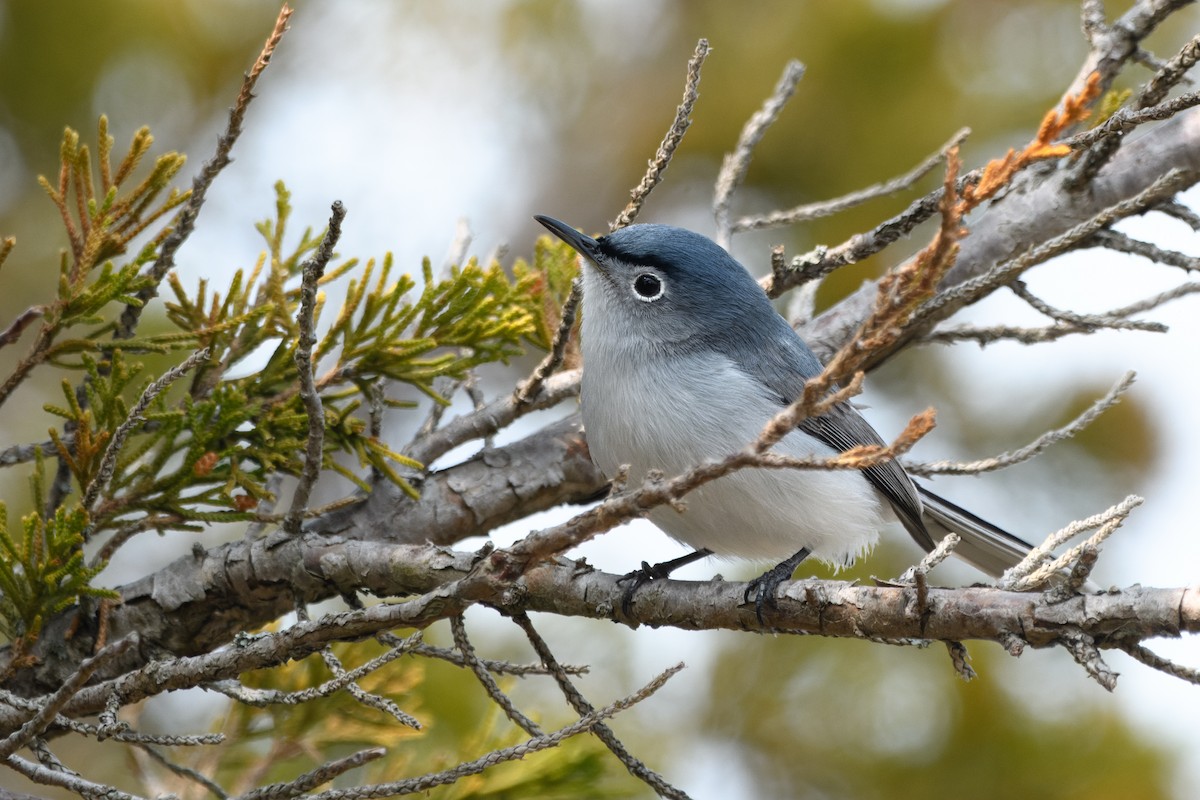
left=802, top=121, right=1200, bottom=364
left=8, top=505, right=1187, bottom=734
left=0, top=413, right=604, bottom=699
left=610, top=38, right=709, bottom=231
left=115, top=4, right=292, bottom=340
left=713, top=59, right=806, bottom=247
left=284, top=201, right=345, bottom=535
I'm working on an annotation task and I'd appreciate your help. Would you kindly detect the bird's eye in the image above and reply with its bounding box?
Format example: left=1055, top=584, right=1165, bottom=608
left=632, top=273, right=664, bottom=302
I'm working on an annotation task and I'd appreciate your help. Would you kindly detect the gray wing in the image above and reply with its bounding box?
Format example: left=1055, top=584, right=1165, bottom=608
left=727, top=318, right=1036, bottom=574
left=799, top=404, right=1036, bottom=574
left=797, top=402, right=934, bottom=552
left=726, top=321, right=934, bottom=552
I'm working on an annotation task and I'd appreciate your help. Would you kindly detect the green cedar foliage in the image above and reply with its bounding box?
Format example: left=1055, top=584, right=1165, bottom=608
left=512, top=233, right=582, bottom=350
left=0, top=118, right=581, bottom=656
left=0, top=467, right=117, bottom=662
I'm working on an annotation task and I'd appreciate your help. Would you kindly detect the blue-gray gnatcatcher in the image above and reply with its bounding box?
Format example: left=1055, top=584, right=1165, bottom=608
left=535, top=216, right=1033, bottom=617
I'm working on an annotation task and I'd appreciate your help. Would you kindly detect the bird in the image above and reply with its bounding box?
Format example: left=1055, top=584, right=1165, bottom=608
left=534, top=215, right=1033, bottom=620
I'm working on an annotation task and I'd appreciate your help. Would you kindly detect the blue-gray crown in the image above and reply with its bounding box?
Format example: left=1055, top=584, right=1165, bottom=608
left=600, top=224, right=797, bottom=345
left=598, top=224, right=737, bottom=275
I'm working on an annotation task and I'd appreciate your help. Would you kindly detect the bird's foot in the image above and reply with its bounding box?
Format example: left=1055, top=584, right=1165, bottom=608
left=744, top=547, right=811, bottom=625
left=617, top=548, right=712, bottom=616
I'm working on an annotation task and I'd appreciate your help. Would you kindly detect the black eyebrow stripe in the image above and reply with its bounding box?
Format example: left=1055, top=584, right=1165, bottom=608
left=595, top=237, right=675, bottom=273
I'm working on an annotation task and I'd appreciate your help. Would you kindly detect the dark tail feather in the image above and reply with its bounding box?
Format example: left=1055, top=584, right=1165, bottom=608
left=916, top=483, right=1033, bottom=577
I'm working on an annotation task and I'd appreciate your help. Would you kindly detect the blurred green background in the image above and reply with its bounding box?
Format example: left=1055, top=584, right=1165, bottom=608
left=1, top=1, right=1198, bottom=797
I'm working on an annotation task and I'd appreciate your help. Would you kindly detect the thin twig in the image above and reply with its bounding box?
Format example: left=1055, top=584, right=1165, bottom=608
left=906, top=371, right=1136, bottom=476
left=1001, top=495, right=1142, bottom=591
left=205, top=638, right=418, bottom=709
left=449, top=614, right=541, bottom=736
left=0, top=438, right=55, bottom=468
left=405, top=641, right=589, bottom=676
left=1089, top=228, right=1200, bottom=271
left=1033, top=291, right=1162, bottom=329
left=734, top=127, right=969, bottom=234
left=610, top=38, right=709, bottom=231
left=769, top=243, right=788, bottom=288
left=234, top=748, right=385, bottom=800
left=921, top=320, right=1156, bottom=347
left=133, top=741, right=230, bottom=800
left=5, top=753, right=147, bottom=800
left=1157, top=199, right=1200, bottom=230
left=115, top=4, right=293, bottom=340
left=284, top=201, right=345, bottom=535
left=923, top=280, right=1200, bottom=348
left=510, top=611, right=691, bottom=800
left=1064, top=86, right=1200, bottom=153
left=1120, top=642, right=1200, bottom=685
left=944, top=640, right=977, bottom=681
left=292, top=601, right=421, bottom=729
left=406, top=368, right=580, bottom=466
left=26, top=737, right=67, bottom=771
left=904, top=532, right=962, bottom=578
left=1139, top=33, right=1200, bottom=107
left=0, top=685, right=222, bottom=744
left=82, top=347, right=211, bottom=516
left=760, top=171, right=981, bottom=298
left=713, top=59, right=806, bottom=247
left=0, top=635, right=135, bottom=759
left=366, top=381, right=385, bottom=482
left=1009, top=279, right=1160, bottom=330
left=513, top=278, right=582, bottom=405
left=413, top=376, right=461, bottom=439
left=301, top=663, right=684, bottom=800
left=109, top=729, right=223, bottom=746
left=461, top=371, right=491, bottom=448
left=913, top=168, right=1195, bottom=327
left=1061, top=629, right=1118, bottom=690
left=0, top=307, right=45, bottom=349
left=1131, top=46, right=1176, bottom=75
left=1102, top=280, right=1200, bottom=318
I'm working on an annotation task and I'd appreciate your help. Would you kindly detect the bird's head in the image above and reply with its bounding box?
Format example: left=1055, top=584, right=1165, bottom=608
left=535, top=215, right=774, bottom=349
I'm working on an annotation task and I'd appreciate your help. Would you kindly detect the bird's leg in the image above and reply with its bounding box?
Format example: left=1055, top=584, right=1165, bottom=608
left=745, top=547, right=811, bottom=625
left=617, top=548, right=713, bottom=616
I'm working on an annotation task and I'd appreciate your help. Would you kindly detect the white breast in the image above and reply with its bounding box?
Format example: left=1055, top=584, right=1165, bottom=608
left=580, top=304, right=887, bottom=566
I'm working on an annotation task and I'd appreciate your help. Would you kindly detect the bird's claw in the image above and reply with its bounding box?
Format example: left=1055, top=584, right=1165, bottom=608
left=615, top=549, right=713, bottom=616
left=617, top=562, right=661, bottom=617
left=744, top=566, right=790, bottom=625
left=744, top=547, right=812, bottom=626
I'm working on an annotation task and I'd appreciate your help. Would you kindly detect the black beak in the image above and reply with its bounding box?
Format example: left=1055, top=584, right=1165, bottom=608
left=534, top=215, right=603, bottom=261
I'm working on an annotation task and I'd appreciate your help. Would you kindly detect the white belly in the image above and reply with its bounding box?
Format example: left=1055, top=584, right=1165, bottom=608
left=581, top=350, right=887, bottom=566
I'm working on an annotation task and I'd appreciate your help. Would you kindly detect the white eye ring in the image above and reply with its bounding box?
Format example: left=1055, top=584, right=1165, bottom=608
left=632, top=273, right=664, bottom=302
